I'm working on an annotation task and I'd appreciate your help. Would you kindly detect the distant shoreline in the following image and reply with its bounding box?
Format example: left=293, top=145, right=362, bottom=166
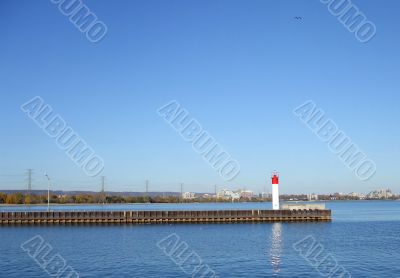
left=0, top=199, right=398, bottom=207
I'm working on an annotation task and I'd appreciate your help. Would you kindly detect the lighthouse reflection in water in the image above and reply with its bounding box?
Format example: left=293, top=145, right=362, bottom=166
left=269, top=223, right=282, bottom=274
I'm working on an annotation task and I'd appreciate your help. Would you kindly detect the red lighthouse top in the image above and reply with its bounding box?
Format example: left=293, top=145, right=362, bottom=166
left=271, top=171, right=279, bottom=185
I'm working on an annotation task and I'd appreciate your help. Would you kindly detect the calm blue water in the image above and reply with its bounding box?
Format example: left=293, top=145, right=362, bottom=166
left=0, top=201, right=399, bottom=277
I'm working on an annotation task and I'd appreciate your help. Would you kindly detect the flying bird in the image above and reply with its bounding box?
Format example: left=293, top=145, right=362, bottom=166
left=294, top=16, right=303, bottom=20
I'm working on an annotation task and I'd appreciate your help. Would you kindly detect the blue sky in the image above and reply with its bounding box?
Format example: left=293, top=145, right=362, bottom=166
left=0, top=0, right=399, bottom=194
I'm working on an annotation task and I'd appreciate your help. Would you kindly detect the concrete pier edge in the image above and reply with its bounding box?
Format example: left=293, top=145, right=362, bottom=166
left=0, top=209, right=331, bottom=225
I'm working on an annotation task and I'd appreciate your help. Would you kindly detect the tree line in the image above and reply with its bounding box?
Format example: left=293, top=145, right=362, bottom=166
left=1, top=192, right=390, bottom=205
left=0, top=193, right=177, bottom=204
left=0, top=192, right=267, bottom=205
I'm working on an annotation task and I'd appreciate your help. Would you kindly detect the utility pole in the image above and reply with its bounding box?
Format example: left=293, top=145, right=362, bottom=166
left=214, top=185, right=217, bottom=201
left=26, top=169, right=33, bottom=204
left=145, top=179, right=149, bottom=198
left=101, top=176, right=105, bottom=193
left=27, top=169, right=33, bottom=194
left=180, top=183, right=184, bottom=203
left=44, top=172, right=51, bottom=212
left=101, top=176, right=106, bottom=204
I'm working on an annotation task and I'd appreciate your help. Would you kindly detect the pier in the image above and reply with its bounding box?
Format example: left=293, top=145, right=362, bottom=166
left=0, top=209, right=331, bottom=224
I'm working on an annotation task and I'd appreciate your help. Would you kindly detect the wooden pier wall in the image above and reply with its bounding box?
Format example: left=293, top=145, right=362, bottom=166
left=0, top=209, right=331, bottom=224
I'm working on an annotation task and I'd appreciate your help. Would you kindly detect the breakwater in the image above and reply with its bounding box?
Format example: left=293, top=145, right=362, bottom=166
left=0, top=209, right=331, bottom=224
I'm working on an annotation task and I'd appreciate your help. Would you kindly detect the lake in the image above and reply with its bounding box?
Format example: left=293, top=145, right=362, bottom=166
left=0, top=201, right=399, bottom=277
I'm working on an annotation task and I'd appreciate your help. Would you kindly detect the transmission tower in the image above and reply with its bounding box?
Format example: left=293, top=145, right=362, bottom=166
left=101, top=176, right=105, bottom=192
left=26, top=169, right=33, bottom=195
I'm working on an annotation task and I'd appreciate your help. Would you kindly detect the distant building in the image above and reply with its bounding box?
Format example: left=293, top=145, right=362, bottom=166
left=240, top=190, right=253, bottom=199
left=367, top=189, right=393, bottom=199
left=217, top=189, right=233, bottom=199
left=348, top=192, right=366, bottom=199
left=260, top=192, right=271, bottom=199
left=231, top=192, right=241, bottom=200
left=307, top=194, right=318, bottom=201
left=217, top=189, right=249, bottom=201
left=182, top=192, right=196, bottom=199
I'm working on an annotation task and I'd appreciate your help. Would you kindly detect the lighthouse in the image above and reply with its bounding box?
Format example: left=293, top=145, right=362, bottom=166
left=271, top=171, right=279, bottom=210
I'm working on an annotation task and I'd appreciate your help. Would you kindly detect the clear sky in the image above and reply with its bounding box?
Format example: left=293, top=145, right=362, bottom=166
left=0, top=0, right=399, bottom=194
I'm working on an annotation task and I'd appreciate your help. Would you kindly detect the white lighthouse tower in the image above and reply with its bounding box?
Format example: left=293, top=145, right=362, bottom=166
left=271, top=171, right=279, bottom=210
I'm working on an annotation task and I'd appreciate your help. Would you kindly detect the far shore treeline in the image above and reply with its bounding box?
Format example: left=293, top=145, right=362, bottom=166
left=0, top=192, right=265, bottom=205
left=0, top=191, right=395, bottom=205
